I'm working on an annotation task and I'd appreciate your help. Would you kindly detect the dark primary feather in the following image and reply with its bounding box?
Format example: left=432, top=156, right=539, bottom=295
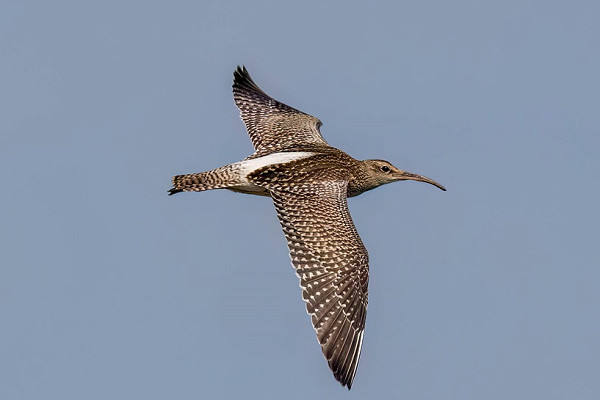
left=233, top=66, right=328, bottom=154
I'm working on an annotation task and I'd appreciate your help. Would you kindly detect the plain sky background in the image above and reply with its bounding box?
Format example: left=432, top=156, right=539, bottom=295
left=2, top=1, right=599, bottom=399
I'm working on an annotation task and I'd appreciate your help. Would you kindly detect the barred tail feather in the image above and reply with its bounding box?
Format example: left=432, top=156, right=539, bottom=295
left=168, top=165, right=242, bottom=196
left=169, top=173, right=205, bottom=195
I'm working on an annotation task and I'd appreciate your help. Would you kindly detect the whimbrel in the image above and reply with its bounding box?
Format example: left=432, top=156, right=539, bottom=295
left=169, top=66, right=445, bottom=389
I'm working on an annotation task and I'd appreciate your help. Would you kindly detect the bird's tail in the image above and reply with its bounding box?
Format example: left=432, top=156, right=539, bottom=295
left=168, top=165, right=242, bottom=196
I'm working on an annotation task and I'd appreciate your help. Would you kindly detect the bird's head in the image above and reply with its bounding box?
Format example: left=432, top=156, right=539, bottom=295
left=361, top=159, right=446, bottom=191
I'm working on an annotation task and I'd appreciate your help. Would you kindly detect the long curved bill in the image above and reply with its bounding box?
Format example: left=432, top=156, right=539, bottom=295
left=398, top=171, right=446, bottom=191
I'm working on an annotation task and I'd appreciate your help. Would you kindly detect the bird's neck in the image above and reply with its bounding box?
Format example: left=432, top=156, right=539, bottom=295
left=347, top=162, right=382, bottom=197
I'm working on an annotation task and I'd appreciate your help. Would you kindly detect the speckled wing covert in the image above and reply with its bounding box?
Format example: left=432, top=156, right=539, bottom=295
left=248, top=164, right=368, bottom=389
left=233, top=66, right=328, bottom=154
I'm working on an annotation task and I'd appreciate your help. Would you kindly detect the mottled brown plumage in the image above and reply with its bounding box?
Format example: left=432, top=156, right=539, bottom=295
left=169, top=66, right=445, bottom=389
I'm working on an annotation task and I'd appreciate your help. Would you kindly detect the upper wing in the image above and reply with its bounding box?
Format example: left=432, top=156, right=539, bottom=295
left=232, top=66, right=329, bottom=153
left=249, top=166, right=368, bottom=389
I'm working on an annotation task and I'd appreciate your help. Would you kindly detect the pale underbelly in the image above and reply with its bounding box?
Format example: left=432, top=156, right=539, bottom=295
left=226, top=183, right=270, bottom=197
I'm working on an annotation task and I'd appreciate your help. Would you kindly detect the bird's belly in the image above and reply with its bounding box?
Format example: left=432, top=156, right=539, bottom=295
left=226, top=183, right=271, bottom=197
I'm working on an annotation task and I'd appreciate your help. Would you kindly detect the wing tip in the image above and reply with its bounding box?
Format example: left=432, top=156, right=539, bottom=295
left=327, top=328, right=364, bottom=390
left=233, top=65, right=248, bottom=80
left=233, top=65, right=264, bottom=94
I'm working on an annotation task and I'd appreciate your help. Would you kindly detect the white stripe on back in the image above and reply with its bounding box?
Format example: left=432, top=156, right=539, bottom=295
left=238, top=152, right=316, bottom=177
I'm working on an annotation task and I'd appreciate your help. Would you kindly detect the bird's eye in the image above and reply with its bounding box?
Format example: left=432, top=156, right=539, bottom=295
left=381, top=165, right=391, bottom=173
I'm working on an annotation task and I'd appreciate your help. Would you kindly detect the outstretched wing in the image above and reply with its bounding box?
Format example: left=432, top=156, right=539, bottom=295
left=233, top=66, right=328, bottom=153
left=249, top=166, right=368, bottom=389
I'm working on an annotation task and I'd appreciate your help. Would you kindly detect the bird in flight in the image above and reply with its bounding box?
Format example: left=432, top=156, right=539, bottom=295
left=169, top=66, right=445, bottom=389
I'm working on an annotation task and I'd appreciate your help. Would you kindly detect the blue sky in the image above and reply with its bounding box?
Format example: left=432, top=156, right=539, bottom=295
left=1, top=1, right=599, bottom=399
